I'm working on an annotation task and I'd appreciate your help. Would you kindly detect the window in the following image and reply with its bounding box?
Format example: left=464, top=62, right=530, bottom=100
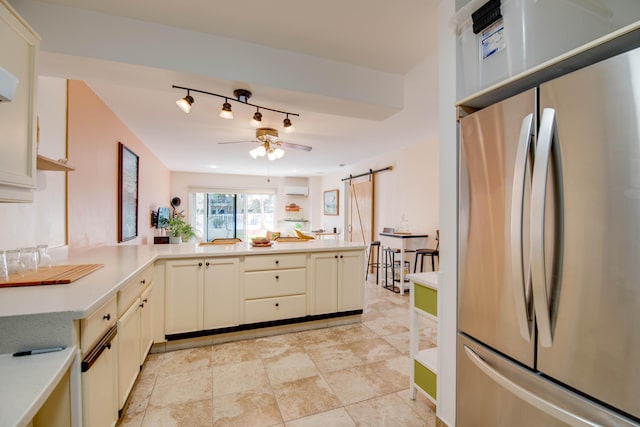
left=193, top=192, right=275, bottom=242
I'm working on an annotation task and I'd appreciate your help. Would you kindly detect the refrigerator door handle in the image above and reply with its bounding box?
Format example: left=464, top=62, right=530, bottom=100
left=510, top=113, right=535, bottom=341
left=463, top=345, right=600, bottom=427
left=531, top=108, right=561, bottom=348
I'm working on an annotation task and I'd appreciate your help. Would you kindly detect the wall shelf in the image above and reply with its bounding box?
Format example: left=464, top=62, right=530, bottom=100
left=37, top=154, right=75, bottom=171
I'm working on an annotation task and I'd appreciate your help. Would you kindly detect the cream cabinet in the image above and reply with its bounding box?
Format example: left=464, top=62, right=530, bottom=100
left=0, top=0, right=39, bottom=202
left=139, top=284, right=154, bottom=363
left=116, top=265, right=154, bottom=410
left=80, top=295, right=118, bottom=427
left=165, top=257, right=239, bottom=335
left=244, top=254, right=307, bottom=324
left=409, top=272, right=438, bottom=404
left=117, top=300, right=139, bottom=410
left=310, top=250, right=364, bottom=315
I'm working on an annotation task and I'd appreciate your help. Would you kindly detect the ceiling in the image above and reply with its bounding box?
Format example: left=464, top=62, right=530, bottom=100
left=12, top=0, right=441, bottom=177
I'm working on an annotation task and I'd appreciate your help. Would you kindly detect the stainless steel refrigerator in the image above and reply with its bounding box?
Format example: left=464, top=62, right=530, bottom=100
left=458, top=45, right=640, bottom=426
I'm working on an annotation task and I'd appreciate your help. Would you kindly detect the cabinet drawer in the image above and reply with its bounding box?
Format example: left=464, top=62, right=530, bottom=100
left=414, top=283, right=437, bottom=317
left=81, top=296, right=117, bottom=353
left=245, top=254, right=306, bottom=271
left=117, top=265, right=154, bottom=314
left=244, top=294, right=306, bottom=324
left=245, top=269, right=306, bottom=299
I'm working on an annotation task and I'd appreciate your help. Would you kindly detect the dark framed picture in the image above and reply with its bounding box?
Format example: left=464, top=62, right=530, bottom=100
left=323, top=189, right=339, bottom=216
left=118, top=142, right=139, bottom=242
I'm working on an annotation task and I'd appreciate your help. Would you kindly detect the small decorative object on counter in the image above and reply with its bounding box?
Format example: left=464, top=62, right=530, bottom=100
left=20, top=247, right=39, bottom=272
left=168, top=215, right=196, bottom=243
left=37, top=244, right=52, bottom=268
left=0, top=251, right=8, bottom=281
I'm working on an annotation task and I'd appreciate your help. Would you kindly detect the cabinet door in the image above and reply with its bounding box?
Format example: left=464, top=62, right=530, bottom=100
left=165, top=259, right=202, bottom=334
left=117, top=301, right=140, bottom=410
left=338, top=250, right=364, bottom=311
left=0, top=2, right=39, bottom=202
left=310, top=252, right=338, bottom=314
left=203, top=258, right=239, bottom=329
left=139, top=283, right=154, bottom=365
left=82, top=335, right=118, bottom=427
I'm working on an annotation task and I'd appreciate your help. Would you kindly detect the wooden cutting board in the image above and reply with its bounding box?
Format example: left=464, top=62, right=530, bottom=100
left=0, top=264, right=104, bottom=288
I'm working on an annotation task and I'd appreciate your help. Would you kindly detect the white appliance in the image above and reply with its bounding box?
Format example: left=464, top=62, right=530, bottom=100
left=457, top=42, right=640, bottom=425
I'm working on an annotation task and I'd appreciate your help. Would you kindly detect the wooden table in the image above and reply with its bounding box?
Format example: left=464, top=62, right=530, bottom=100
left=379, top=232, right=429, bottom=295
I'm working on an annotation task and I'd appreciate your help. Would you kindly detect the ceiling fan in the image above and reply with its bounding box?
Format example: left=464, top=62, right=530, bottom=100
left=218, top=128, right=312, bottom=160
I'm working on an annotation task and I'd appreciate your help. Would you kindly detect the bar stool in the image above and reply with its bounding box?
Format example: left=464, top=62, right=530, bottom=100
left=414, top=230, right=439, bottom=272
left=366, top=241, right=381, bottom=284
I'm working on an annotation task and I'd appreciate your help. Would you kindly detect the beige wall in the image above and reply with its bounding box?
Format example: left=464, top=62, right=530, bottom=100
left=170, top=171, right=310, bottom=239
left=0, top=76, right=67, bottom=252
left=316, top=141, right=440, bottom=250
left=67, top=80, right=170, bottom=253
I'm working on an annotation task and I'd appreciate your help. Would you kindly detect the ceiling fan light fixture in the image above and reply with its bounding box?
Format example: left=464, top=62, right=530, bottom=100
left=251, top=110, right=263, bottom=127
left=267, top=150, right=277, bottom=161
left=219, top=100, right=233, bottom=119
left=283, top=116, right=294, bottom=133
left=274, top=147, right=285, bottom=159
left=176, top=93, right=194, bottom=113
left=249, top=147, right=259, bottom=159
left=256, top=145, right=267, bottom=157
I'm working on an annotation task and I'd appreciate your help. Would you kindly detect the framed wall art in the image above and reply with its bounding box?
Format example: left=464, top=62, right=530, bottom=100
left=118, top=142, right=139, bottom=242
left=323, top=189, right=339, bottom=216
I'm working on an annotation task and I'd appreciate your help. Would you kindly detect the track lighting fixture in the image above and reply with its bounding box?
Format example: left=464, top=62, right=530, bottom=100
left=251, top=109, right=263, bottom=127
left=173, top=85, right=299, bottom=132
left=283, top=114, right=294, bottom=133
left=176, top=90, right=194, bottom=113
left=219, top=99, right=233, bottom=119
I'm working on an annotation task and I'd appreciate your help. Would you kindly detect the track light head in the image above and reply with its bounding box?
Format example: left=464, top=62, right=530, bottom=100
left=176, top=94, right=194, bottom=113
left=283, top=116, right=294, bottom=133
left=251, top=110, right=263, bottom=127
left=219, top=100, right=233, bottom=119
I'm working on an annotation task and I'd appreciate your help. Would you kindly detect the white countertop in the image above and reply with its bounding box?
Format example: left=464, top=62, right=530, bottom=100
left=0, top=240, right=366, bottom=319
left=407, top=271, right=439, bottom=290
left=0, top=346, right=77, bottom=427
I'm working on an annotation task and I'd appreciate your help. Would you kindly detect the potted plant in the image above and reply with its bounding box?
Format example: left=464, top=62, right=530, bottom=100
left=168, top=215, right=196, bottom=243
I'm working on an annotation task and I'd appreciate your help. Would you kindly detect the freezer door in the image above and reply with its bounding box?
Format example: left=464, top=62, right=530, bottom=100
left=459, top=89, right=536, bottom=367
left=457, top=333, right=639, bottom=427
left=536, top=46, right=640, bottom=420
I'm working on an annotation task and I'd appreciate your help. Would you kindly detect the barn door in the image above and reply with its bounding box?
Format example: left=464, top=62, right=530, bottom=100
left=348, top=178, right=373, bottom=245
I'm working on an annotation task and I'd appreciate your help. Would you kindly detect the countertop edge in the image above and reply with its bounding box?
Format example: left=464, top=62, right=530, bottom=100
left=0, top=346, right=77, bottom=427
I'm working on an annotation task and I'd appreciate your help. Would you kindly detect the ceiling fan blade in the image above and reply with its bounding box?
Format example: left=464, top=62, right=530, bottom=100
left=279, top=141, right=312, bottom=151
left=217, top=140, right=257, bottom=145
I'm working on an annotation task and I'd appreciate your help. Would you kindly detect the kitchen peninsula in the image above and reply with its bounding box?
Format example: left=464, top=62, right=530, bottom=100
left=0, top=240, right=366, bottom=426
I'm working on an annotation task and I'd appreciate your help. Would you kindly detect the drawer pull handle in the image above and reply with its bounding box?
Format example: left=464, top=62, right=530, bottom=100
left=275, top=275, right=279, bottom=280
left=198, top=262, right=203, bottom=267
left=139, top=302, right=145, bottom=308
left=335, top=255, right=338, bottom=259
left=206, top=262, right=210, bottom=267
left=275, top=260, right=279, bottom=265
left=103, top=313, right=111, bottom=321
left=141, top=279, right=146, bottom=284
left=275, top=302, right=279, bottom=307
left=143, top=298, right=148, bottom=303
left=340, top=255, right=343, bottom=259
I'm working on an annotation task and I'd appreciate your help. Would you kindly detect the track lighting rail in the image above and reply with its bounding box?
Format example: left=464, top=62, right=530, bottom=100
left=172, top=85, right=300, bottom=117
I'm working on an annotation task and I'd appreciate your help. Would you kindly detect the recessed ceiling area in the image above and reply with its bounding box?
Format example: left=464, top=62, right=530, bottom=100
left=11, top=0, right=441, bottom=177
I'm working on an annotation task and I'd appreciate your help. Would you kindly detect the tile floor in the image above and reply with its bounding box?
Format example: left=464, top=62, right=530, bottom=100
left=118, top=276, right=438, bottom=426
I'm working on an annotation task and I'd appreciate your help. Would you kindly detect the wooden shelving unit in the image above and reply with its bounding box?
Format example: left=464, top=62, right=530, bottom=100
left=37, top=154, right=75, bottom=171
